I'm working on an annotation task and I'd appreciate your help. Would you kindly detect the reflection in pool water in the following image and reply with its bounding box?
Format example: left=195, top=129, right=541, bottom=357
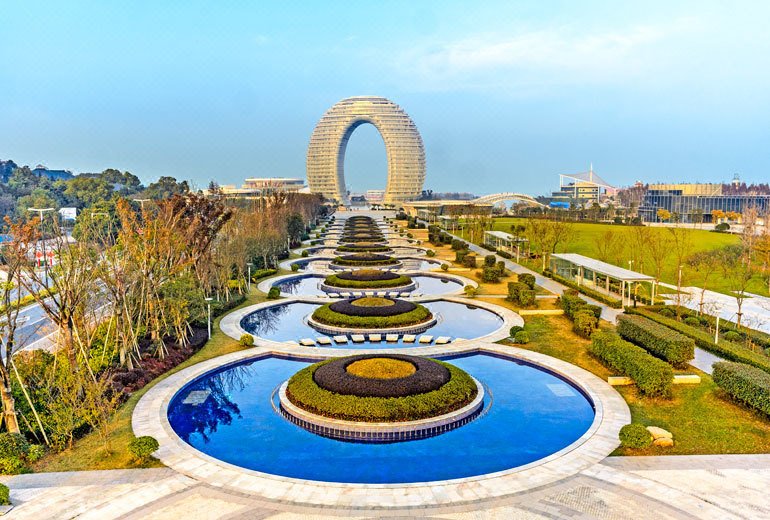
left=240, top=301, right=503, bottom=346
left=167, top=354, right=595, bottom=483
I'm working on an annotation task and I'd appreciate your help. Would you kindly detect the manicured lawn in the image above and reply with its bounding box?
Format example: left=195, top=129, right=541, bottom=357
left=505, top=314, right=770, bottom=455
left=31, top=293, right=267, bottom=473
left=457, top=217, right=766, bottom=296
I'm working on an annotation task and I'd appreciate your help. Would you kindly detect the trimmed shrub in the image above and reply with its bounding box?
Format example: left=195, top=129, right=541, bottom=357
left=267, top=287, right=281, bottom=299
left=589, top=331, right=674, bottom=397
left=626, top=307, right=770, bottom=375
left=659, top=307, right=675, bottom=318
left=0, top=484, right=8, bottom=506
left=715, top=222, right=730, bottom=232
left=723, top=331, right=742, bottom=342
left=497, top=249, right=512, bottom=259
left=509, top=325, right=524, bottom=337
left=440, top=263, right=449, bottom=272
left=251, top=268, right=278, bottom=281
left=426, top=249, right=436, bottom=257
left=616, top=314, right=694, bottom=366
left=484, top=254, right=497, bottom=267
left=464, top=285, right=477, bottom=298
left=519, top=273, right=536, bottom=289
left=0, top=433, right=31, bottom=475
left=324, top=272, right=412, bottom=289
left=573, top=310, right=599, bottom=338
left=584, top=304, right=602, bottom=320
left=301, top=250, right=309, bottom=258
left=514, top=330, right=530, bottom=344
left=712, top=361, right=770, bottom=415
left=519, top=289, right=536, bottom=308
left=559, top=290, right=586, bottom=319
left=462, top=254, right=477, bottom=268
left=619, top=423, right=653, bottom=448
left=455, top=249, right=470, bottom=263
left=684, top=316, right=700, bottom=327
left=481, top=266, right=501, bottom=283
left=239, top=334, right=254, bottom=347
left=290, top=263, right=300, bottom=272
left=312, top=302, right=432, bottom=329
left=451, top=239, right=466, bottom=250
left=496, top=260, right=507, bottom=276
left=128, top=436, right=160, bottom=462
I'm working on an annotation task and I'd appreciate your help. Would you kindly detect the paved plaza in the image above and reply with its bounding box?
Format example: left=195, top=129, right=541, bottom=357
left=2, top=454, right=769, bottom=519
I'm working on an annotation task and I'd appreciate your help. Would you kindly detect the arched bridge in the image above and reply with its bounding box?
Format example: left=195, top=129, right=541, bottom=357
left=473, top=192, right=544, bottom=207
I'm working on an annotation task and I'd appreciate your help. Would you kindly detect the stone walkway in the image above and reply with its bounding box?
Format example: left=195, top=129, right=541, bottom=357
left=3, top=455, right=769, bottom=519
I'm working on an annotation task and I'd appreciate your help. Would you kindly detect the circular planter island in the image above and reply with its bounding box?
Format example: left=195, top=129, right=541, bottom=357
left=331, top=253, right=401, bottom=270
left=320, top=269, right=416, bottom=293
left=279, top=354, right=484, bottom=441
left=307, top=296, right=437, bottom=334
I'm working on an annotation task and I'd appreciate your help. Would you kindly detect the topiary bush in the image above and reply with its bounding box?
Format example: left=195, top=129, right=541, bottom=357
left=426, top=249, right=436, bottom=257
left=480, top=266, right=501, bottom=283
left=616, top=314, right=695, bottom=367
left=518, top=273, right=536, bottom=289
left=484, top=255, right=497, bottom=267
left=128, top=436, right=159, bottom=462
left=239, top=334, right=254, bottom=347
left=0, top=483, right=8, bottom=506
left=455, top=249, right=470, bottom=263
left=267, top=287, right=281, bottom=299
left=464, top=285, right=477, bottom=298
left=462, top=254, right=477, bottom=268
left=290, top=263, right=300, bottom=272
left=589, top=331, right=674, bottom=397
left=301, top=250, right=309, bottom=258
left=573, top=310, right=599, bottom=338
left=712, top=361, right=770, bottom=415
left=509, top=325, right=524, bottom=337
left=440, top=263, right=449, bottom=272
left=518, top=288, right=536, bottom=308
left=723, top=331, right=742, bottom=342
left=514, top=330, right=530, bottom=344
left=619, top=423, right=653, bottom=448
left=683, top=316, right=700, bottom=327
left=659, top=307, right=675, bottom=318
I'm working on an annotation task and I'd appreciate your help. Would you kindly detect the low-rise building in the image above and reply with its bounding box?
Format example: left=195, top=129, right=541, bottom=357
left=638, top=183, right=770, bottom=223
left=213, top=178, right=307, bottom=197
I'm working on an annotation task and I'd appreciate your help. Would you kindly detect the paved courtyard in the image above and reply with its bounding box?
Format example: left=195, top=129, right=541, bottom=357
left=2, top=454, right=769, bottom=519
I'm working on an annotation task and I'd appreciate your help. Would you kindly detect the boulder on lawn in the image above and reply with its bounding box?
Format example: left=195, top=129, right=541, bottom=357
left=653, top=437, right=674, bottom=448
left=646, top=426, right=673, bottom=440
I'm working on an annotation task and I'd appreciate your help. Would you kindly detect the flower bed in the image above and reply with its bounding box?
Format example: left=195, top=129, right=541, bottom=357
left=332, top=253, right=399, bottom=266
left=324, top=270, right=412, bottom=289
left=285, top=355, right=478, bottom=422
left=312, top=354, right=450, bottom=397
left=312, top=298, right=432, bottom=328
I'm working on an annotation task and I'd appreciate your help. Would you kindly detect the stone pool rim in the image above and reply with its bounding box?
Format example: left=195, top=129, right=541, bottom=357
left=132, top=340, right=629, bottom=508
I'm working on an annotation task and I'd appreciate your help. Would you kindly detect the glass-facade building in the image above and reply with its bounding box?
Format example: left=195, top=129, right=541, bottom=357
left=638, top=183, right=770, bottom=222
left=306, top=96, right=425, bottom=205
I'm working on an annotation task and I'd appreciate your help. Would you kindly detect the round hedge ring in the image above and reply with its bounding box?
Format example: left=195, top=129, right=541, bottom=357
left=313, top=354, right=450, bottom=397
left=310, top=297, right=433, bottom=329
left=332, top=253, right=399, bottom=267
left=284, top=354, right=480, bottom=423
left=323, top=270, right=413, bottom=289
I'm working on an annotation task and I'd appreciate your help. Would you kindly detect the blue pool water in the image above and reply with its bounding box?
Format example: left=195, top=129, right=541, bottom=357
left=167, top=354, right=595, bottom=483
left=275, top=274, right=461, bottom=296
left=239, top=300, right=503, bottom=345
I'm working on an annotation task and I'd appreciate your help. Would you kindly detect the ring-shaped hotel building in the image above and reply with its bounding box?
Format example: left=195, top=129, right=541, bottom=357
left=306, top=96, right=425, bottom=205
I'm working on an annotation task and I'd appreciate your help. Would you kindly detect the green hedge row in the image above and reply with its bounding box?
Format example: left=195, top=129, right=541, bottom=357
left=617, top=314, right=694, bottom=366
left=625, top=307, right=770, bottom=375
left=558, top=290, right=600, bottom=338
left=589, top=331, right=674, bottom=397
left=251, top=268, right=278, bottom=281
left=324, top=274, right=412, bottom=289
left=545, top=271, right=623, bottom=308
left=312, top=304, right=432, bottom=329
left=286, top=360, right=477, bottom=422
left=712, top=361, right=770, bottom=415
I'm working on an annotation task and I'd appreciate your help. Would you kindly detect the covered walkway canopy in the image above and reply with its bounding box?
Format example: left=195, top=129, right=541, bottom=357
left=550, top=253, right=657, bottom=306
left=483, top=231, right=528, bottom=260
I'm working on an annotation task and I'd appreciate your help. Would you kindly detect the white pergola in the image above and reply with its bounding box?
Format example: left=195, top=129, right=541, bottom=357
left=550, top=253, right=657, bottom=306
left=484, top=231, right=528, bottom=261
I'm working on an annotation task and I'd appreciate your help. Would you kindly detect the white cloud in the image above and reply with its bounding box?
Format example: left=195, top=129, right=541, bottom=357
left=386, top=23, right=680, bottom=93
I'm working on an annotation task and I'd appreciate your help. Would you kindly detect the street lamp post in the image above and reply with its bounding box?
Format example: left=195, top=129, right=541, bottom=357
left=205, top=297, right=213, bottom=339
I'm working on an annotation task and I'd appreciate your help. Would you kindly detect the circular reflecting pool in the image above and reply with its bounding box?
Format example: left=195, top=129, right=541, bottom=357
left=240, top=300, right=503, bottom=346
left=167, top=353, right=595, bottom=483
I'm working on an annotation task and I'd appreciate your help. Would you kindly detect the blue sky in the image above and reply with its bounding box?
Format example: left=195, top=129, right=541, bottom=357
left=2, top=1, right=769, bottom=196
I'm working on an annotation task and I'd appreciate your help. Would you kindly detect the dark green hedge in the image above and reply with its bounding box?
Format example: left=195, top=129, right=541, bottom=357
left=324, top=274, right=412, bottom=289
left=546, top=272, right=623, bottom=308
left=625, top=307, right=770, bottom=376
left=712, top=361, right=770, bottom=415
left=589, top=331, right=674, bottom=397
left=617, top=314, right=694, bottom=367
left=286, top=359, right=477, bottom=422
left=312, top=303, right=432, bottom=328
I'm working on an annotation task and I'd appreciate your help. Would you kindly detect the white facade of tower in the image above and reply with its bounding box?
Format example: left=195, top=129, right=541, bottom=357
left=306, top=96, right=426, bottom=204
